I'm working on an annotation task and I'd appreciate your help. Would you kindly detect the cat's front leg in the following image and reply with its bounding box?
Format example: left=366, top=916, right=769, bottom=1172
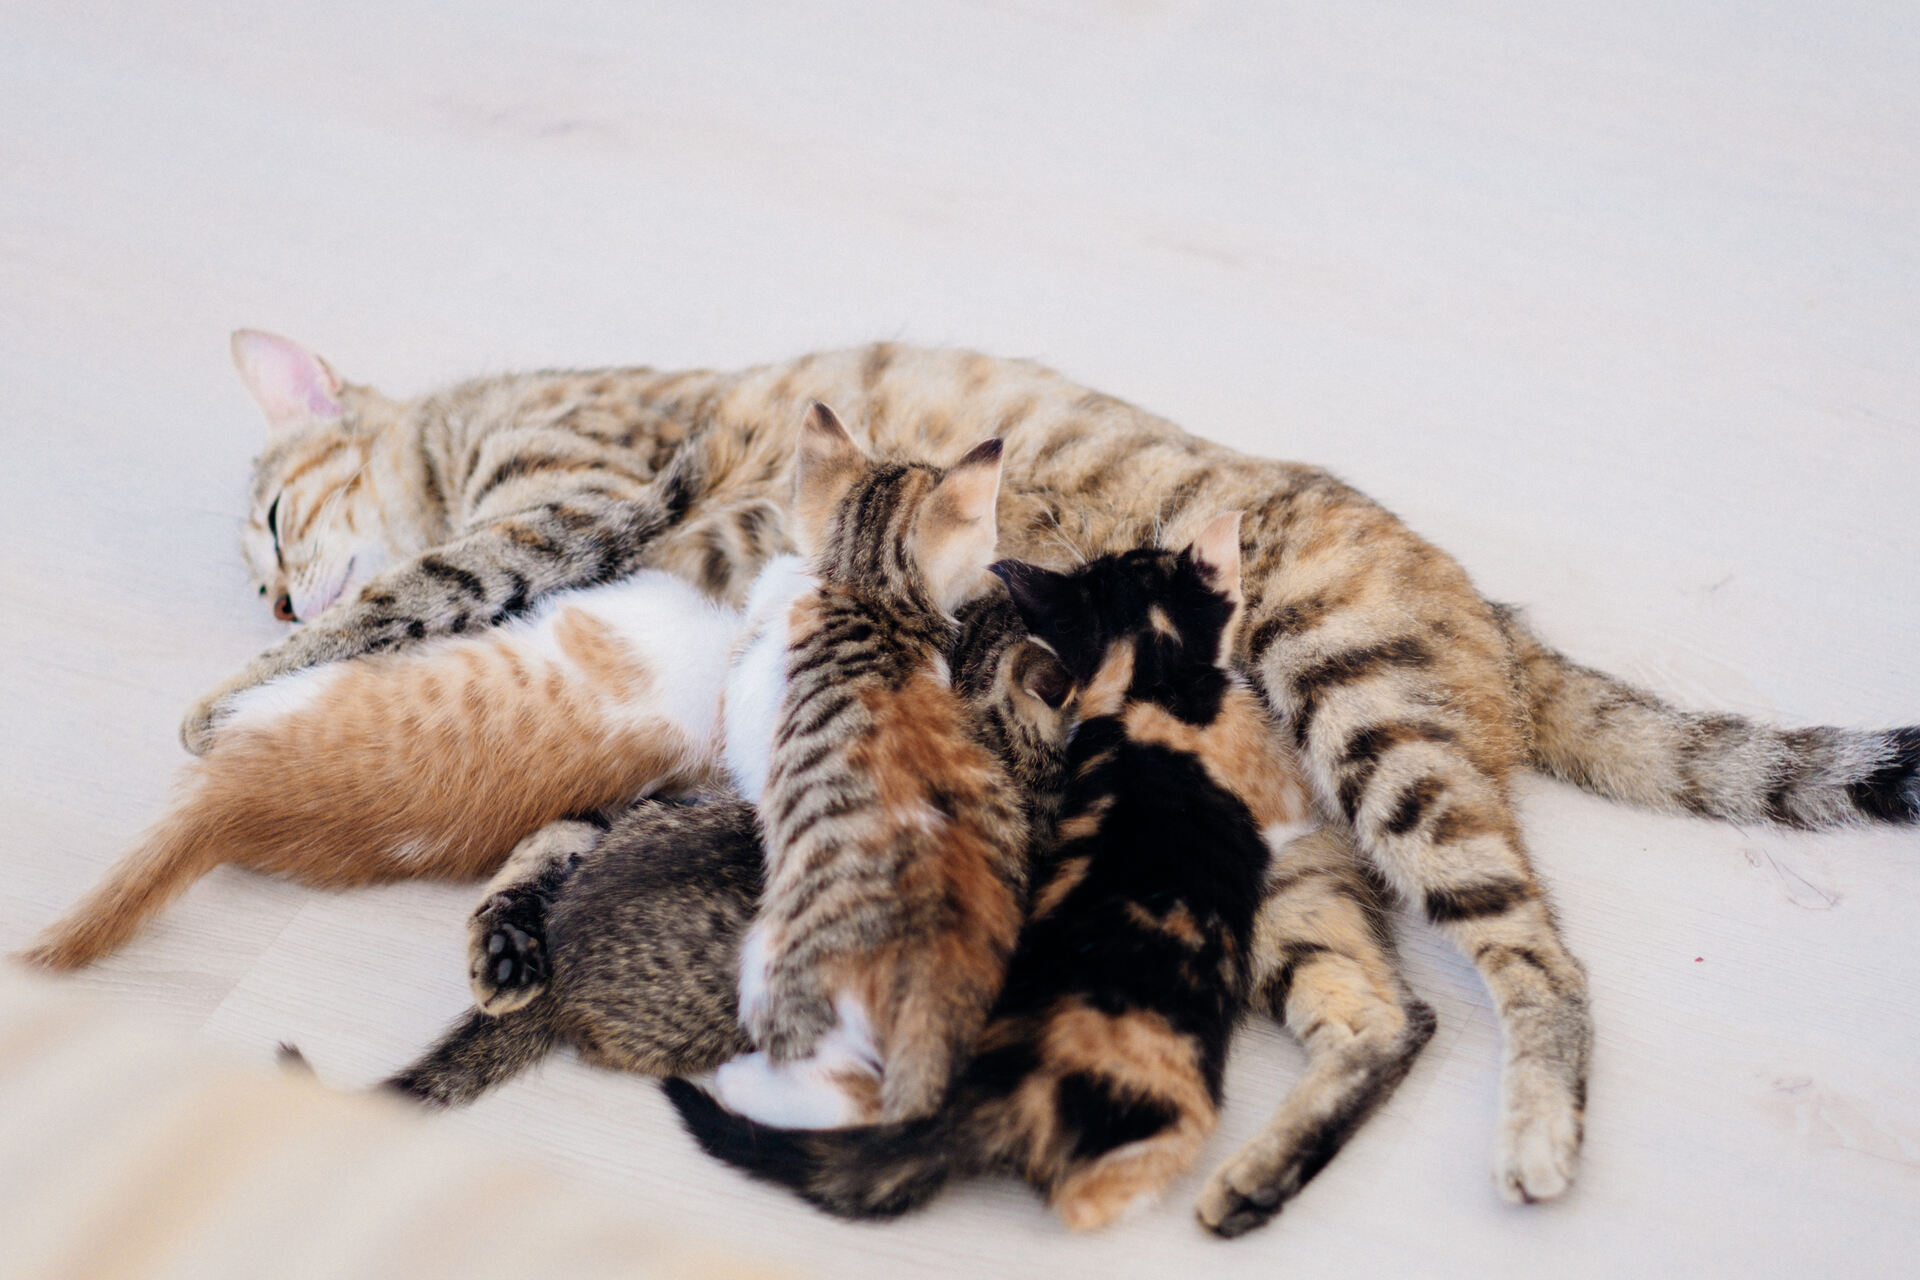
left=182, top=479, right=693, bottom=753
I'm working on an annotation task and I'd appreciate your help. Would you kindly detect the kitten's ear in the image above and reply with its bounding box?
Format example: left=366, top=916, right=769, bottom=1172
left=1185, top=510, right=1244, bottom=604
left=914, top=439, right=1004, bottom=613
left=1012, top=641, right=1074, bottom=710
left=791, top=402, right=869, bottom=554
left=1184, top=510, right=1246, bottom=665
left=989, top=559, right=1070, bottom=632
left=232, top=330, right=344, bottom=433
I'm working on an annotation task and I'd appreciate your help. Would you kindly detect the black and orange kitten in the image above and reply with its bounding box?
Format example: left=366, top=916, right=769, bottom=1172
left=669, top=512, right=1319, bottom=1230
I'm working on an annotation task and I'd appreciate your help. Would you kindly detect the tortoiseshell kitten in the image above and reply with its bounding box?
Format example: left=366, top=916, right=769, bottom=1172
left=668, top=512, right=1320, bottom=1230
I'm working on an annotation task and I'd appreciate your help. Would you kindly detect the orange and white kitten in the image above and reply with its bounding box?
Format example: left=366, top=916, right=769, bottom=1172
left=19, top=569, right=739, bottom=970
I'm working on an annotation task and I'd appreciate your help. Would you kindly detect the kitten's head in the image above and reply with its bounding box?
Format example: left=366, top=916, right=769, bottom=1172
left=232, top=330, right=425, bottom=624
left=951, top=593, right=1077, bottom=825
left=789, top=402, right=1003, bottom=615
left=991, top=511, right=1245, bottom=717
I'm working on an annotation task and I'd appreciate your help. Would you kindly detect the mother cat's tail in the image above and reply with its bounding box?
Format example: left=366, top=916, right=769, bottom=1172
left=1501, top=608, right=1919, bottom=829
left=16, top=811, right=219, bottom=970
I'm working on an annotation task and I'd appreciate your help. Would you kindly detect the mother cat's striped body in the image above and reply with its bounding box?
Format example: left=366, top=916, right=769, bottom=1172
left=183, top=333, right=1920, bottom=1222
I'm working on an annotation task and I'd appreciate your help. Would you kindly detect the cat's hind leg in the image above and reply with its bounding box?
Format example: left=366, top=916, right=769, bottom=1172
left=1249, top=563, right=1591, bottom=1203
left=385, top=1005, right=560, bottom=1108
left=1196, top=828, right=1435, bottom=1237
left=468, top=816, right=604, bottom=1014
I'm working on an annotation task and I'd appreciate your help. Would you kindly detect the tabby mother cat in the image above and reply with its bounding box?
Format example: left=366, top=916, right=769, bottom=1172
left=197, top=329, right=1919, bottom=1213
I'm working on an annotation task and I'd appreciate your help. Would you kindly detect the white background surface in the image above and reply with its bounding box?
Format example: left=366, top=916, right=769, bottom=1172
left=3, top=3, right=1916, bottom=1276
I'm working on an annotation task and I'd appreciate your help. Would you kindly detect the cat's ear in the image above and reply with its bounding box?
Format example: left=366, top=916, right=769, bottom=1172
left=1185, top=510, right=1244, bottom=603
left=990, top=559, right=1071, bottom=632
left=231, top=330, right=344, bottom=433
left=791, top=402, right=868, bottom=554
left=1184, top=510, right=1245, bottom=665
left=915, top=439, right=1004, bottom=613
left=1012, top=641, right=1074, bottom=710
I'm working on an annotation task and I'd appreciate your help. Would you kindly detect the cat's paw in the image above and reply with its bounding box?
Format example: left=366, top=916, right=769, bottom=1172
left=1194, top=1152, right=1291, bottom=1238
left=1494, top=1093, right=1581, bottom=1204
left=467, top=890, right=552, bottom=1015
left=179, top=690, right=230, bottom=756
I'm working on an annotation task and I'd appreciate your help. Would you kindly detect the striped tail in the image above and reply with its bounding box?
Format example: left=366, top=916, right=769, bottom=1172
left=16, top=811, right=221, bottom=970
left=1503, top=610, right=1920, bottom=829
left=385, top=1006, right=560, bottom=1109
left=662, top=1078, right=965, bottom=1218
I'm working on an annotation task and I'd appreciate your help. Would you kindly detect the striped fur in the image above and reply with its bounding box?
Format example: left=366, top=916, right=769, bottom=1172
left=397, top=589, right=1078, bottom=1107
left=196, top=335, right=1920, bottom=1204
left=721, top=406, right=1030, bottom=1126
left=672, top=519, right=1326, bottom=1230
left=19, top=571, right=737, bottom=970
left=388, top=796, right=762, bottom=1107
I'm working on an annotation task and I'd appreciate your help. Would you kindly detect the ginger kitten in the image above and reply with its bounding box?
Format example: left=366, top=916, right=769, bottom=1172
left=19, top=568, right=737, bottom=970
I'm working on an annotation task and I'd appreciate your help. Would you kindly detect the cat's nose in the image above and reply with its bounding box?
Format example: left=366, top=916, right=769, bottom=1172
left=273, top=593, right=297, bottom=623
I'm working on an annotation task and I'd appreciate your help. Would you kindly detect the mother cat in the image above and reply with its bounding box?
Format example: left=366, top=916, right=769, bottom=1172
left=201, top=330, right=1920, bottom=1211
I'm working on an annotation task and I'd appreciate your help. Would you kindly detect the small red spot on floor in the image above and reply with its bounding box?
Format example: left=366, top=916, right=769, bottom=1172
left=1694, top=957, right=1703, bottom=963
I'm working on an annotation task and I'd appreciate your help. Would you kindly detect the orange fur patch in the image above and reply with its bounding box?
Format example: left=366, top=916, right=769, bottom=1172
left=1121, top=688, right=1311, bottom=830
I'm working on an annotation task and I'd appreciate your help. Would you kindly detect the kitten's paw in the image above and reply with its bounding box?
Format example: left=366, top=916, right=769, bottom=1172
left=467, top=891, right=551, bottom=1015
left=1195, top=1153, right=1291, bottom=1238
left=1495, top=1097, right=1581, bottom=1204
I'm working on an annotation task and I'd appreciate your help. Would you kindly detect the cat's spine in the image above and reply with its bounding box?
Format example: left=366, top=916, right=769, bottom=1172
left=17, top=809, right=221, bottom=970
left=384, top=1006, right=559, bottom=1108
left=1504, top=611, right=1920, bottom=828
left=663, top=1078, right=971, bottom=1219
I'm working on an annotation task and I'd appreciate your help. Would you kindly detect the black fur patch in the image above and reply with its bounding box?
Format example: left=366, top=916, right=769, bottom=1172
left=1848, top=727, right=1920, bottom=824
left=1056, top=1072, right=1179, bottom=1159
left=1289, top=637, right=1434, bottom=733
left=1382, top=776, right=1446, bottom=836
left=1423, top=878, right=1535, bottom=923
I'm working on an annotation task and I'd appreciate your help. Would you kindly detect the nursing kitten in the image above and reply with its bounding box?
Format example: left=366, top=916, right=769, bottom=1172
left=672, top=513, right=1373, bottom=1231
left=186, top=333, right=1920, bottom=1207
left=719, top=405, right=1029, bottom=1129
left=389, top=796, right=762, bottom=1105
left=389, top=590, right=1076, bottom=1105
left=18, top=564, right=737, bottom=970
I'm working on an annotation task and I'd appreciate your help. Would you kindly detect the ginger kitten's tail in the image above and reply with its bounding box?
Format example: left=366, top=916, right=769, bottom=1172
left=16, top=812, right=220, bottom=970
left=1503, top=610, right=1919, bottom=829
left=663, top=1078, right=966, bottom=1219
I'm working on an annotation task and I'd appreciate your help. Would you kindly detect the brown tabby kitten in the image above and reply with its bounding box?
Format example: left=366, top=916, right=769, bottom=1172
left=389, top=591, right=1076, bottom=1106
left=721, top=406, right=1029, bottom=1129
left=671, top=514, right=1399, bottom=1232
left=186, top=334, right=1920, bottom=1208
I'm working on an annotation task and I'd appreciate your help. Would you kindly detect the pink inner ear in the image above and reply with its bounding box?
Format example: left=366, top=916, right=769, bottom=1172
left=232, top=330, right=342, bottom=430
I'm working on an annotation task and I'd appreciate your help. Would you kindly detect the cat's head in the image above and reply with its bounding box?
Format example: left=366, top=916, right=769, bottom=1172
left=789, top=402, right=1003, bottom=615
left=232, top=330, right=426, bottom=624
left=990, top=511, right=1245, bottom=718
left=951, top=592, right=1077, bottom=824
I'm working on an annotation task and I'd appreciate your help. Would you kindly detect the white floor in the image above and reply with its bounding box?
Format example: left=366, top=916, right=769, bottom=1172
left=3, top=3, right=1917, bottom=1277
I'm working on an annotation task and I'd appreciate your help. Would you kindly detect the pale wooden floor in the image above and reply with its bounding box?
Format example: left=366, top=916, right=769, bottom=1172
left=3, top=3, right=1917, bottom=1277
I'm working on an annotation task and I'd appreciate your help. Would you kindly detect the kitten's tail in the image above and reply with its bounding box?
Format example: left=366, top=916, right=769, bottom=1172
left=1502, top=609, right=1919, bottom=828
left=383, top=1005, right=560, bottom=1109
left=16, top=811, right=221, bottom=970
left=662, top=1078, right=973, bottom=1219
